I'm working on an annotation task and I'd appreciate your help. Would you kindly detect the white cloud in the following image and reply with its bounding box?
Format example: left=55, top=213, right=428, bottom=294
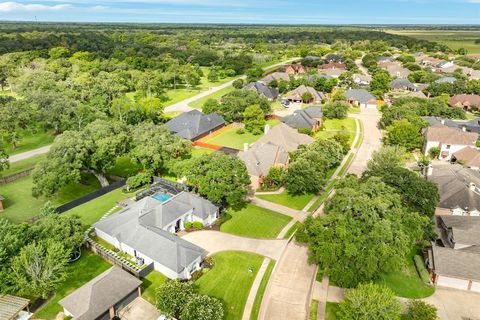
left=0, top=1, right=71, bottom=12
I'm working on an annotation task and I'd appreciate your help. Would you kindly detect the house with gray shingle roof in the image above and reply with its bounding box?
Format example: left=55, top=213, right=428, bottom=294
left=281, top=106, right=323, bottom=131
left=93, top=190, right=219, bottom=279
left=284, top=85, right=326, bottom=104
left=426, top=216, right=480, bottom=292
left=59, top=267, right=142, bottom=320
left=435, top=76, right=457, bottom=84
left=244, top=82, right=279, bottom=101
left=390, top=79, right=418, bottom=91
left=344, top=89, right=378, bottom=108
left=166, top=109, right=225, bottom=141
left=260, top=72, right=290, bottom=85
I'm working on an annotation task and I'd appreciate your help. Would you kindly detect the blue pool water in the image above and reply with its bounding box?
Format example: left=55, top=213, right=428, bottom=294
left=152, top=193, right=172, bottom=203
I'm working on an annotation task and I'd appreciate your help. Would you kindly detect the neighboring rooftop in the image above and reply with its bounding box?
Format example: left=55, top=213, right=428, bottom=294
left=284, top=85, right=325, bottom=102
left=452, top=146, right=480, bottom=168
left=431, top=245, right=480, bottom=282
left=344, top=89, right=376, bottom=104
left=390, top=78, right=417, bottom=91
left=0, top=295, right=29, bottom=320
left=281, top=106, right=323, bottom=130
left=165, top=109, right=225, bottom=140
left=449, top=94, right=480, bottom=109
left=260, top=72, right=290, bottom=84
left=59, top=267, right=142, bottom=320
left=244, top=82, right=279, bottom=100
left=424, top=124, right=478, bottom=145
left=435, top=76, right=457, bottom=84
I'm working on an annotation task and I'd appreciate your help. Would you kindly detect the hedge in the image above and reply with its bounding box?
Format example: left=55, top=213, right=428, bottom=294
left=414, top=255, right=431, bottom=284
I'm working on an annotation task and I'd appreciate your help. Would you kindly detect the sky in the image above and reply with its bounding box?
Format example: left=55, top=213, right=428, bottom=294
left=0, top=0, right=479, bottom=24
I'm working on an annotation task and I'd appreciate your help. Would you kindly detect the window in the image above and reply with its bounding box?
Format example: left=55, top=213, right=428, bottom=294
left=446, top=145, right=451, bottom=150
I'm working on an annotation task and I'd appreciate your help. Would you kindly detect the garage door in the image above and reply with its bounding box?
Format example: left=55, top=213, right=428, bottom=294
left=437, top=276, right=469, bottom=290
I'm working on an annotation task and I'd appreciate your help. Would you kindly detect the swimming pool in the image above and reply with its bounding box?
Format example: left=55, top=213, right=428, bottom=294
left=152, top=193, right=172, bottom=203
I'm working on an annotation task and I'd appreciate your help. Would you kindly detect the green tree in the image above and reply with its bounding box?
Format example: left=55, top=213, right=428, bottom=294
left=301, top=91, right=313, bottom=103
left=177, top=153, right=251, bottom=207
left=243, top=105, right=265, bottom=135
left=0, top=142, right=8, bottom=172
left=180, top=294, right=224, bottom=320
left=10, top=240, right=70, bottom=299
left=29, top=216, right=84, bottom=254
left=155, top=280, right=195, bottom=318
left=385, top=119, right=423, bottom=151
left=285, top=150, right=328, bottom=195
left=322, top=101, right=350, bottom=119
left=232, top=79, right=244, bottom=89
left=337, top=283, right=402, bottom=320
left=263, top=166, right=285, bottom=189
left=370, top=70, right=392, bottom=95
left=428, top=146, right=440, bottom=159
left=405, top=300, right=437, bottom=320
left=364, top=146, right=406, bottom=178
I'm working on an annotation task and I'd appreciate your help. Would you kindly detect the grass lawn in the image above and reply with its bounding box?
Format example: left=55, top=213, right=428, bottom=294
left=1, top=174, right=102, bottom=223
left=199, top=67, right=238, bottom=89
left=221, top=204, right=292, bottom=238
left=188, top=85, right=235, bottom=109
left=316, top=118, right=357, bottom=145
left=0, top=154, right=45, bottom=177
left=375, top=246, right=435, bottom=299
left=107, top=156, right=142, bottom=178
left=162, top=88, right=201, bottom=107
left=249, top=260, right=275, bottom=320
left=64, top=188, right=136, bottom=226
left=307, top=180, right=337, bottom=213
left=202, top=119, right=280, bottom=150
left=325, top=302, right=339, bottom=320
left=348, top=107, right=361, bottom=114
left=196, top=251, right=264, bottom=320
left=191, top=146, right=214, bottom=158
left=142, top=270, right=168, bottom=305
left=35, top=250, right=112, bottom=319
left=256, top=190, right=314, bottom=211
left=3, top=130, right=55, bottom=156
left=283, top=221, right=302, bottom=239
left=309, top=300, right=319, bottom=320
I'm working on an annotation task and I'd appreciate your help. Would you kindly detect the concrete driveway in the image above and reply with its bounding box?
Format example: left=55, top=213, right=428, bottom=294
left=259, top=241, right=316, bottom=320
left=347, top=108, right=382, bottom=176
left=181, top=230, right=288, bottom=261
left=423, top=288, right=480, bottom=320
left=119, top=297, right=160, bottom=320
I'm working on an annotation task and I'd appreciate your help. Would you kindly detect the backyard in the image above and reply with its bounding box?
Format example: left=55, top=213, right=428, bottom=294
left=141, top=270, right=168, bottom=305
left=316, top=118, right=357, bottom=145
left=201, top=119, right=280, bottom=150
left=34, top=250, right=112, bottom=319
left=220, top=204, right=292, bottom=238
left=0, top=154, right=45, bottom=177
left=196, top=251, right=264, bottom=320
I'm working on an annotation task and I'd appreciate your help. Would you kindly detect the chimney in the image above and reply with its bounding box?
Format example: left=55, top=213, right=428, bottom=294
left=264, top=124, right=271, bottom=135
left=244, top=143, right=249, bottom=152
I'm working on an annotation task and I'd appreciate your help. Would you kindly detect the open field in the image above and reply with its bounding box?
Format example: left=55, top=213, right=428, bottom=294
left=196, top=251, right=264, bottom=320
left=385, top=29, right=480, bottom=54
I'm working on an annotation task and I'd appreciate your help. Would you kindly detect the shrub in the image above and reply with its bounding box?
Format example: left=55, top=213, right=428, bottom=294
left=236, top=128, right=245, bottom=134
left=126, top=171, right=152, bottom=191
left=323, top=101, right=350, bottom=119
left=185, top=221, right=204, bottom=230
left=232, top=79, right=244, bottom=89
left=405, top=300, right=437, bottom=320
left=428, top=146, right=440, bottom=159
left=298, top=128, right=313, bottom=135
left=414, top=255, right=431, bottom=284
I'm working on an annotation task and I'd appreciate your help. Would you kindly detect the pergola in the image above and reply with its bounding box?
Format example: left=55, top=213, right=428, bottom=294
left=0, top=295, right=30, bottom=320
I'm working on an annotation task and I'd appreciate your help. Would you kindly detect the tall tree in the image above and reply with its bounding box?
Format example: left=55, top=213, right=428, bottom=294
left=243, top=105, right=265, bottom=135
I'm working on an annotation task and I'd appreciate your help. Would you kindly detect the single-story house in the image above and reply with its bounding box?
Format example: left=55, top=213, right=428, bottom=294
left=318, top=62, right=346, bottom=70
left=378, top=61, right=411, bottom=79
left=281, top=106, right=323, bottom=131
left=352, top=74, right=372, bottom=86
left=325, top=54, right=344, bottom=63
left=423, top=124, right=478, bottom=160
left=390, top=79, right=418, bottom=91
left=59, top=267, right=142, bottom=320
left=449, top=94, right=480, bottom=111
left=284, top=85, right=325, bottom=103
left=452, top=146, right=480, bottom=170
left=0, top=295, right=31, bottom=320
left=284, top=64, right=306, bottom=75
left=317, top=68, right=346, bottom=78
left=238, top=123, right=313, bottom=189
left=421, top=57, right=443, bottom=66
left=244, top=82, right=279, bottom=101
left=437, top=61, right=455, bottom=70
left=166, top=109, right=225, bottom=141
left=344, top=89, right=378, bottom=108
left=435, top=76, right=457, bottom=84
left=428, top=163, right=480, bottom=216
left=260, top=72, right=290, bottom=85
left=93, top=187, right=219, bottom=279
left=426, top=216, right=480, bottom=292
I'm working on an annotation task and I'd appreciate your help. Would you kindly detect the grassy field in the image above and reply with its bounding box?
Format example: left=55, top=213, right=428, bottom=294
left=1, top=174, right=102, bottom=223
left=35, top=250, right=112, bottom=319
left=249, top=260, right=275, bottom=320
left=142, top=270, right=168, bottom=305
left=0, top=154, right=45, bottom=177
left=256, top=191, right=314, bottom=211
left=188, top=85, right=236, bottom=109
left=199, top=67, right=238, bottom=89
left=3, top=130, right=55, bottom=156
left=325, top=302, right=339, bottom=320
left=201, top=119, right=280, bottom=150
left=64, top=188, right=136, bottom=226
left=375, top=246, right=435, bottom=299
left=316, top=118, right=357, bottom=145
left=221, top=204, right=292, bottom=238
left=386, top=29, right=480, bottom=54
left=196, top=251, right=264, bottom=320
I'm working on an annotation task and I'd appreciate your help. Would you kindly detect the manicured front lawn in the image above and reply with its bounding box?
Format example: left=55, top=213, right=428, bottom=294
left=188, top=85, right=235, bottom=109
left=309, top=300, right=319, bottom=320
left=3, top=130, right=55, bottom=156
left=375, top=247, right=435, bottom=299
left=221, top=204, right=292, bottom=238
left=65, top=188, right=136, bottom=226
left=202, top=120, right=280, bottom=150
left=256, top=190, right=314, bottom=211
left=326, top=302, right=339, bottom=320
left=1, top=174, right=102, bottom=223
left=0, top=154, right=45, bottom=177
left=249, top=260, right=275, bottom=320
left=35, top=250, right=112, bottom=319
left=142, top=271, right=168, bottom=305
left=196, top=251, right=264, bottom=320
left=316, top=118, right=357, bottom=145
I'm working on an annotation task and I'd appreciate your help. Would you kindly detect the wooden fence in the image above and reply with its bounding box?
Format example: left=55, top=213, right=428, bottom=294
left=0, top=168, right=34, bottom=185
